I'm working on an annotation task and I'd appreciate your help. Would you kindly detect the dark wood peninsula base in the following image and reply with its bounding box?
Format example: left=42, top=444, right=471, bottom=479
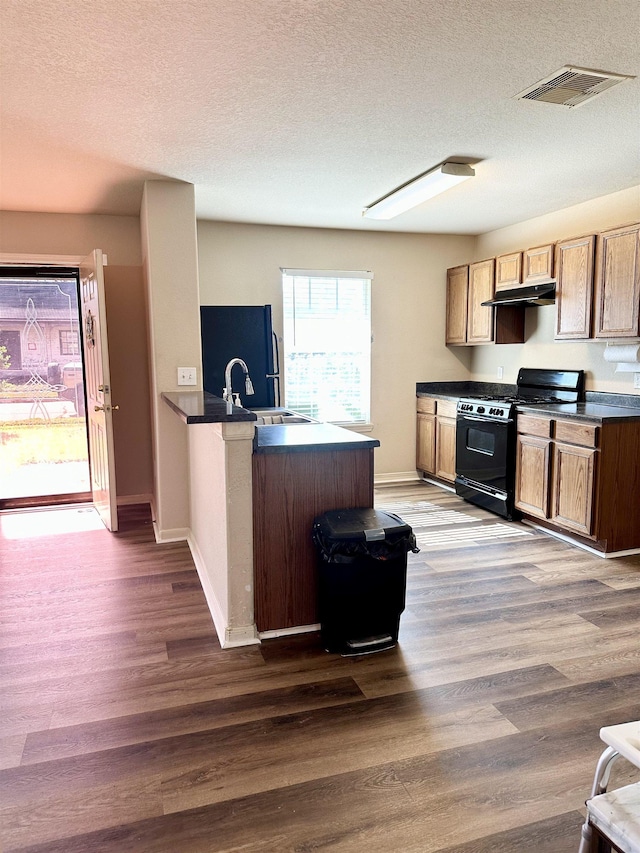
left=253, top=436, right=377, bottom=633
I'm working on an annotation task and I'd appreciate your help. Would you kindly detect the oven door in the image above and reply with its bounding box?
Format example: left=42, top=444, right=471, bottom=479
left=455, top=413, right=513, bottom=494
left=455, top=412, right=516, bottom=518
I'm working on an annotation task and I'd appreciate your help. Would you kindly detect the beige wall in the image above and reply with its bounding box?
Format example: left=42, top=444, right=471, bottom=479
left=0, top=211, right=142, bottom=265
left=0, top=211, right=153, bottom=499
left=103, top=265, right=153, bottom=499
left=197, top=221, right=475, bottom=476
left=141, top=181, right=202, bottom=537
left=471, top=186, right=640, bottom=394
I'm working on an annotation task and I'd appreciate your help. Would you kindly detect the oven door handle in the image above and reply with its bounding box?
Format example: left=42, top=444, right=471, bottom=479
left=459, top=414, right=513, bottom=424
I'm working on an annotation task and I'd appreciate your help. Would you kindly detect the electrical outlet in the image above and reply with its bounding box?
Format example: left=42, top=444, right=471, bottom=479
left=497, top=366, right=504, bottom=380
left=177, top=367, right=197, bottom=386
left=634, top=373, right=640, bottom=390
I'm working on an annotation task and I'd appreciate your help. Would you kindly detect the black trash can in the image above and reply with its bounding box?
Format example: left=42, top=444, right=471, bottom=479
left=312, top=507, right=418, bottom=656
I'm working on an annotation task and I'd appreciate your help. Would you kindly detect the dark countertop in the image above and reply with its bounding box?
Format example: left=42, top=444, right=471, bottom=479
left=416, top=382, right=640, bottom=423
left=162, top=390, right=381, bottom=452
left=516, top=401, right=640, bottom=423
left=254, top=423, right=380, bottom=454
left=416, top=381, right=518, bottom=399
left=162, top=390, right=257, bottom=424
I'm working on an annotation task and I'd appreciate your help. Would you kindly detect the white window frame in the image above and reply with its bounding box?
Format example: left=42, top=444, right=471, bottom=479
left=281, top=268, right=373, bottom=427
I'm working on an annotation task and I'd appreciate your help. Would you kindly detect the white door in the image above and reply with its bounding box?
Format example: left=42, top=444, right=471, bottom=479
left=80, top=250, right=118, bottom=531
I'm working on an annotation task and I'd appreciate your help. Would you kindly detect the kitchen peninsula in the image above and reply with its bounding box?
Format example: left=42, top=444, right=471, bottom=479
left=162, top=390, right=379, bottom=646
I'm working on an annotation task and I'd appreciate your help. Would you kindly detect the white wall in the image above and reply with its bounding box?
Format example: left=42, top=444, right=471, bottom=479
left=197, top=221, right=475, bottom=477
left=471, top=186, right=640, bottom=393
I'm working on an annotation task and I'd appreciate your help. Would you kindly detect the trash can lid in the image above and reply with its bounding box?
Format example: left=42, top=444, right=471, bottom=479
left=313, top=507, right=412, bottom=543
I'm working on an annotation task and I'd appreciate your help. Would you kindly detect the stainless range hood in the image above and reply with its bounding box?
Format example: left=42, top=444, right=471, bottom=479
left=482, top=281, right=556, bottom=307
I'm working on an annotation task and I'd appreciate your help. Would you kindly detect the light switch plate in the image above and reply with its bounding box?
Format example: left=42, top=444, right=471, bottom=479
left=634, top=373, right=640, bottom=389
left=177, top=367, right=197, bottom=386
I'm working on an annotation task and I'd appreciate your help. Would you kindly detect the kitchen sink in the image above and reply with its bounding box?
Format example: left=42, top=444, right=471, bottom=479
left=248, top=407, right=317, bottom=425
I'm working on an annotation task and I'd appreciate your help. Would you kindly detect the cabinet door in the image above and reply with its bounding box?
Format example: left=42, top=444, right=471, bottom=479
left=524, top=244, right=554, bottom=283
left=555, top=235, right=596, bottom=340
left=515, top=434, right=551, bottom=519
left=446, top=265, right=468, bottom=344
left=436, top=417, right=457, bottom=482
left=416, top=413, right=436, bottom=474
left=551, top=442, right=597, bottom=536
left=594, top=223, right=640, bottom=338
left=467, top=259, right=495, bottom=344
left=496, top=251, right=523, bottom=290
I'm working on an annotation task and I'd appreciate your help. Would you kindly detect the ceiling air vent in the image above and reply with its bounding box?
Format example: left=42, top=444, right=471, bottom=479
left=514, top=66, right=633, bottom=108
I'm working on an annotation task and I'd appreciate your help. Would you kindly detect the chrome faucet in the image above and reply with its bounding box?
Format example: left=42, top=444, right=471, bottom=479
left=223, top=358, right=255, bottom=414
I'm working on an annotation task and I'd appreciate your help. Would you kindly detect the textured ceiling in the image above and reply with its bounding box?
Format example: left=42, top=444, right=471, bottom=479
left=0, top=0, right=639, bottom=234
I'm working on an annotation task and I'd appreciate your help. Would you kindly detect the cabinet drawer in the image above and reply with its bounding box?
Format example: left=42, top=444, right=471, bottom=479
left=517, top=413, right=553, bottom=437
left=436, top=399, right=458, bottom=418
left=417, top=396, right=436, bottom=414
left=554, top=420, right=599, bottom=448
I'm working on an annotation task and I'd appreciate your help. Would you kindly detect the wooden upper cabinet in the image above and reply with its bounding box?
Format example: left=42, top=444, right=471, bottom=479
left=555, top=234, right=596, bottom=340
left=445, top=265, right=469, bottom=344
left=524, top=244, right=554, bottom=283
left=496, top=251, right=523, bottom=290
left=467, top=258, right=495, bottom=344
left=594, top=222, right=640, bottom=338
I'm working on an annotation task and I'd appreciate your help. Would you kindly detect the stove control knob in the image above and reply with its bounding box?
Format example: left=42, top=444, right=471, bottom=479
left=477, top=406, right=485, bottom=414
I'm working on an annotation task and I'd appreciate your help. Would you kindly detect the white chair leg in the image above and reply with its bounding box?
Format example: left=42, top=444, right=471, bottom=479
left=578, top=747, right=620, bottom=853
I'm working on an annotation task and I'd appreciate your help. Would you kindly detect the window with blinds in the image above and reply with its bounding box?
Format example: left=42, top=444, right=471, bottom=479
left=282, top=269, right=372, bottom=424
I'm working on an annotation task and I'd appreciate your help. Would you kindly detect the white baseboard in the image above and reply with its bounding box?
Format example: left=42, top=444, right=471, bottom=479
left=223, top=625, right=261, bottom=647
left=419, top=475, right=456, bottom=493
left=259, top=623, right=320, bottom=640
left=186, top=532, right=260, bottom=649
left=117, top=493, right=153, bottom=506
left=523, top=521, right=640, bottom=559
left=153, top=523, right=189, bottom=543
left=374, top=471, right=422, bottom=486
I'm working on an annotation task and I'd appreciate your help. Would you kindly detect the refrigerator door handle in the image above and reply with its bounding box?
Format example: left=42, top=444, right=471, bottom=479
left=272, top=331, right=280, bottom=376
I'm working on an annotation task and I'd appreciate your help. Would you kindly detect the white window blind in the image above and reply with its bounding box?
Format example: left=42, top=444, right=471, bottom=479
left=282, top=269, right=372, bottom=424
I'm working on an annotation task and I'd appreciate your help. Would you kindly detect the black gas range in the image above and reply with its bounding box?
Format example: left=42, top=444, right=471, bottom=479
left=454, top=368, right=584, bottom=519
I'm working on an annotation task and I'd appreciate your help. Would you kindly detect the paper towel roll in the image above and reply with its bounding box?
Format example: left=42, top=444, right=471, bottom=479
left=603, top=344, right=640, bottom=364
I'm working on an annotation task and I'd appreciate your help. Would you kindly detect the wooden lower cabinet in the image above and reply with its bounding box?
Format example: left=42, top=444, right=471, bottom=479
left=550, top=441, right=596, bottom=536
left=516, top=416, right=597, bottom=538
left=253, top=447, right=375, bottom=633
left=515, top=434, right=551, bottom=519
left=516, top=415, right=640, bottom=552
left=416, top=397, right=457, bottom=483
left=416, top=412, right=436, bottom=474
left=436, top=417, right=457, bottom=482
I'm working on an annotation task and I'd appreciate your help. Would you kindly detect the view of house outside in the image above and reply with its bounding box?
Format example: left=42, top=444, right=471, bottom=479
left=0, top=277, right=90, bottom=501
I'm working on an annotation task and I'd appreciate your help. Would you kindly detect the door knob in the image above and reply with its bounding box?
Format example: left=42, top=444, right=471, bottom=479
left=94, top=404, right=120, bottom=412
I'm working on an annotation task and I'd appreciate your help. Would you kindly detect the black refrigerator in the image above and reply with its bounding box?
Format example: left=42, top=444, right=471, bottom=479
left=200, top=305, right=280, bottom=408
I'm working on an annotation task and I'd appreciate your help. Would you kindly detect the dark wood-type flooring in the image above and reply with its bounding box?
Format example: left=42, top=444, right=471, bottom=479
left=2, top=484, right=640, bottom=851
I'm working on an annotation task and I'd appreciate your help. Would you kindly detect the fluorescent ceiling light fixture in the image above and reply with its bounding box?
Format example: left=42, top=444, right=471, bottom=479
left=363, top=162, right=475, bottom=220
